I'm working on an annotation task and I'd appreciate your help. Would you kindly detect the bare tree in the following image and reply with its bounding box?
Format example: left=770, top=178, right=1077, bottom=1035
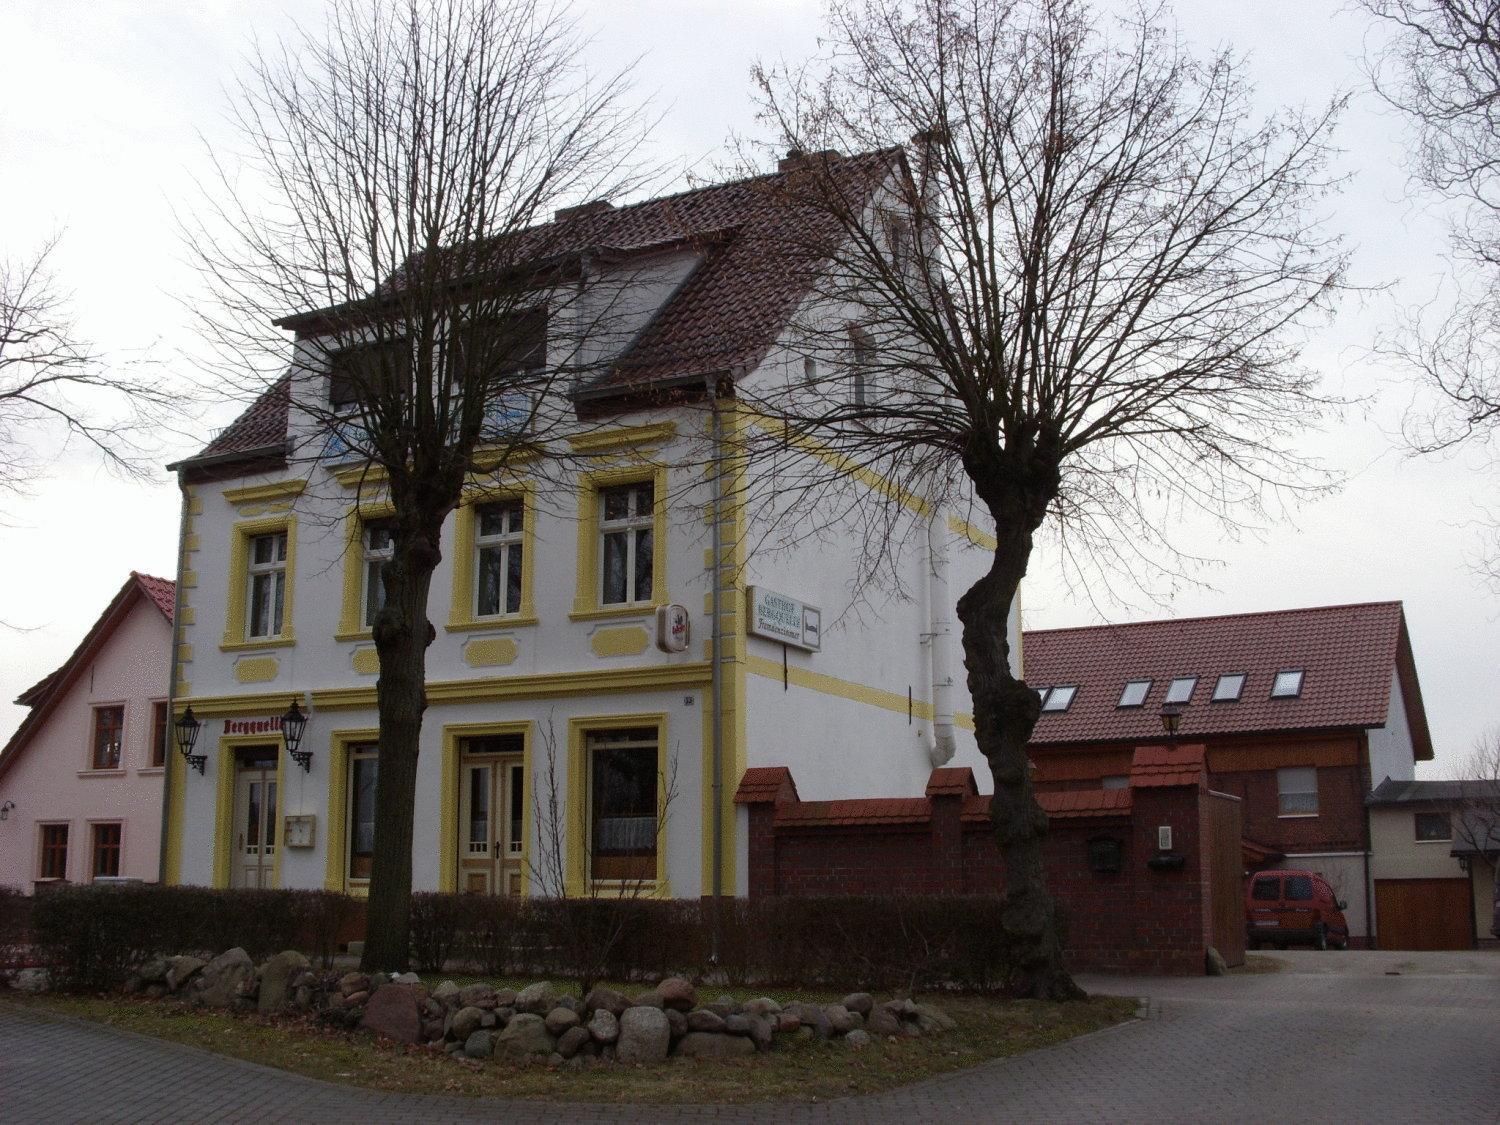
left=184, top=0, right=646, bottom=970
left=1363, top=0, right=1500, bottom=583
left=0, top=235, right=174, bottom=496
left=746, top=0, right=1346, bottom=998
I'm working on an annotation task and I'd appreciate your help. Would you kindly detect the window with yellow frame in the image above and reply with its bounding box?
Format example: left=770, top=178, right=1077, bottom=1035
left=564, top=713, right=669, bottom=896
left=448, top=483, right=537, bottom=630
left=336, top=504, right=394, bottom=641
left=222, top=516, right=297, bottom=650
left=570, top=465, right=668, bottom=620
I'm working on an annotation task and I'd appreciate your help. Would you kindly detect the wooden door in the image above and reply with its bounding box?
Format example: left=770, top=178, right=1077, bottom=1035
left=233, top=750, right=278, bottom=888
left=1375, top=878, right=1473, bottom=950
left=458, top=751, right=524, bottom=895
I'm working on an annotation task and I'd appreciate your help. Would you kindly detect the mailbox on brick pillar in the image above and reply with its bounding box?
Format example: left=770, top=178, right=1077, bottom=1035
left=1127, top=743, right=1213, bottom=972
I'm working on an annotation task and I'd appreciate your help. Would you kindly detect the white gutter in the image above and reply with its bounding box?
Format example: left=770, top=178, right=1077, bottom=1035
left=926, top=515, right=956, bottom=766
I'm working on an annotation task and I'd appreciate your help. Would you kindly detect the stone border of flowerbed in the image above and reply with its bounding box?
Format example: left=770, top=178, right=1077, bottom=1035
left=5, top=951, right=957, bottom=1067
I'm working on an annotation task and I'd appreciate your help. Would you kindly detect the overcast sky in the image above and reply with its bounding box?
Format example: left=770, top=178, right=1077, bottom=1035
left=0, top=0, right=1494, bottom=778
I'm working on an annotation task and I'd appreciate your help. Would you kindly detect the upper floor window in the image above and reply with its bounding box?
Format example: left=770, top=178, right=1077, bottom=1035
left=1277, top=766, right=1318, bottom=817
left=476, top=501, right=524, bottom=617
left=1118, top=679, right=1151, bottom=708
left=328, top=340, right=410, bottom=410
left=600, top=482, right=654, bottom=605
left=1415, top=812, right=1452, bottom=841
left=247, top=531, right=288, bottom=638
left=362, top=519, right=394, bottom=628
left=38, top=823, right=68, bottom=881
left=91, top=706, right=124, bottom=770
left=1163, top=676, right=1197, bottom=705
left=1212, top=673, right=1246, bottom=702
left=847, top=325, right=874, bottom=407
left=457, top=308, right=548, bottom=380
left=1270, top=669, right=1304, bottom=698
left=151, top=701, right=169, bottom=768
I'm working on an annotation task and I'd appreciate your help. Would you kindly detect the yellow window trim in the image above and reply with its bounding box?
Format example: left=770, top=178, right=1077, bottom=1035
left=307, top=661, right=710, bottom=711
left=448, top=481, right=538, bottom=631
left=570, top=463, right=669, bottom=619
left=211, top=732, right=287, bottom=890
left=172, top=691, right=309, bottom=719
left=565, top=712, right=670, bottom=898
left=567, top=421, right=677, bottom=454
left=325, top=728, right=380, bottom=892
left=222, top=515, right=298, bottom=651
left=223, top=479, right=308, bottom=505
left=337, top=500, right=396, bottom=640
left=439, top=720, right=532, bottom=894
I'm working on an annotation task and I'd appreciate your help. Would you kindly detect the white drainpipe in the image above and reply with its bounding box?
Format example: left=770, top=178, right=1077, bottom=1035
left=926, top=515, right=957, bottom=766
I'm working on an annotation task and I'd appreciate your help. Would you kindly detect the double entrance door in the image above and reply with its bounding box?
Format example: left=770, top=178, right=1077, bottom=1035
left=232, top=747, right=278, bottom=888
left=459, top=734, right=525, bottom=896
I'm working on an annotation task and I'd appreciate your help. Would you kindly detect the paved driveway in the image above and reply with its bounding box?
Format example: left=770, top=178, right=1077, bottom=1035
left=3, top=952, right=1498, bottom=1123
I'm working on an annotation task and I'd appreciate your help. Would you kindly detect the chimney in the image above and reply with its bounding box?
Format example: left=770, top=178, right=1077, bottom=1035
left=778, top=147, right=842, bottom=173
left=554, top=199, right=614, bottom=223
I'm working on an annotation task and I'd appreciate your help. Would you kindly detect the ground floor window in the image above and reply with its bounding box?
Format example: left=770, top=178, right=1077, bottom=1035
left=588, top=727, right=658, bottom=882
left=38, top=823, right=68, bottom=880
left=347, top=744, right=378, bottom=881
left=91, top=822, right=121, bottom=879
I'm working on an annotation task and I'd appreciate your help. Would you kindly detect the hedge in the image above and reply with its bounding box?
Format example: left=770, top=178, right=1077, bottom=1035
left=12, top=885, right=1014, bottom=994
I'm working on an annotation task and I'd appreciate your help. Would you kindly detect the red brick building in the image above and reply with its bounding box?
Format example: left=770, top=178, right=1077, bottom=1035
left=1023, top=602, right=1435, bottom=946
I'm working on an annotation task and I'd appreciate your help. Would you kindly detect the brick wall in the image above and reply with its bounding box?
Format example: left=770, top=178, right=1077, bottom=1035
left=736, top=744, right=1243, bottom=976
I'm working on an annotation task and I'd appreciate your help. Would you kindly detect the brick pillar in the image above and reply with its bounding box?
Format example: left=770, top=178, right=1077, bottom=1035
left=733, top=767, right=799, bottom=899
left=926, top=767, right=976, bottom=894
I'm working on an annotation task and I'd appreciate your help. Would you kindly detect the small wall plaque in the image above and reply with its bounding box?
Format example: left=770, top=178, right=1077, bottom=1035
left=284, top=814, right=316, bottom=849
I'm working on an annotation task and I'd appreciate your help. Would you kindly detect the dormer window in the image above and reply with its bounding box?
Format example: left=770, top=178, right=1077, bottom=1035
left=1164, top=676, right=1197, bottom=704
left=1041, top=685, right=1077, bottom=712
left=1118, top=680, right=1151, bottom=708
left=328, top=339, right=410, bottom=409
left=1270, top=669, right=1304, bottom=699
left=1212, top=673, right=1246, bottom=702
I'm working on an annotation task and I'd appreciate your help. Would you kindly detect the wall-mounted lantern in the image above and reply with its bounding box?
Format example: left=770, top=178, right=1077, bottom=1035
left=175, top=707, right=205, bottom=775
left=282, top=698, right=311, bottom=772
left=1159, top=702, right=1183, bottom=742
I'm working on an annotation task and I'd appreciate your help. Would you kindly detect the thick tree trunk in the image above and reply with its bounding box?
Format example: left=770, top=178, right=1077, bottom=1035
left=956, top=505, right=1084, bottom=1001
left=360, top=527, right=441, bottom=972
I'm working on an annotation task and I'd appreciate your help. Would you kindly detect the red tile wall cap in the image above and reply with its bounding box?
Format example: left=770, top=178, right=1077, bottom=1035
left=734, top=766, right=800, bottom=806
left=925, top=766, right=978, bottom=798
left=777, top=797, right=931, bottom=828
left=959, top=789, right=1132, bottom=822
left=1129, top=743, right=1207, bottom=789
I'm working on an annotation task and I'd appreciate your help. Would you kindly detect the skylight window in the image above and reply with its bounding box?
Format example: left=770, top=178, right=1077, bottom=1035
left=1041, top=685, right=1077, bottom=712
left=1270, top=669, right=1304, bottom=699
left=1212, top=673, right=1246, bottom=702
left=1117, top=680, right=1151, bottom=708
left=1164, top=676, right=1197, bottom=705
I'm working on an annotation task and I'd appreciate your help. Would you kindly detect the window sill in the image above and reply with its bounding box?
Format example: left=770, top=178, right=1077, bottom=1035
left=333, top=628, right=374, bottom=643
left=1415, top=838, right=1454, bottom=844
left=446, top=615, right=540, bottom=633
left=568, top=604, right=659, bottom=623
left=1277, top=812, right=1319, bottom=819
left=77, top=769, right=127, bottom=779
left=220, top=636, right=296, bottom=653
left=138, top=767, right=165, bottom=776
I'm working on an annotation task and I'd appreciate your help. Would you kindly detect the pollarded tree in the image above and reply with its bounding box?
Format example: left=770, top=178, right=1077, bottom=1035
left=184, top=0, right=646, bottom=969
left=746, top=0, right=1347, bottom=998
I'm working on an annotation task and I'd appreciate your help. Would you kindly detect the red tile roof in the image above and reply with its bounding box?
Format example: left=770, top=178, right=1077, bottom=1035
left=777, top=796, right=932, bottom=828
left=925, top=767, right=978, bottom=798
left=1130, top=743, right=1207, bottom=789
left=186, top=151, right=901, bottom=464
left=0, top=573, right=175, bottom=780
left=733, top=766, right=800, bottom=805
left=1037, top=788, right=1134, bottom=818
left=1023, top=602, right=1433, bottom=759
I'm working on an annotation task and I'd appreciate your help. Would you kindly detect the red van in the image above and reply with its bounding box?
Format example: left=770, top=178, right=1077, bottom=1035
left=1245, top=869, right=1350, bottom=950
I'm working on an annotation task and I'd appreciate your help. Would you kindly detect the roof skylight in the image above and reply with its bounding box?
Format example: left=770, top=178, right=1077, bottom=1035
left=1164, top=676, right=1197, bottom=705
left=1117, top=679, right=1151, bottom=708
left=1212, top=673, right=1246, bottom=702
left=1041, top=685, right=1077, bottom=712
left=1271, top=669, right=1304, bottom=699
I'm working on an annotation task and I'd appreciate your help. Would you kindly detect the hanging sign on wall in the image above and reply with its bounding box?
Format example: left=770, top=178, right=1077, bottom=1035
left=746, top=586, right=822, bottom=652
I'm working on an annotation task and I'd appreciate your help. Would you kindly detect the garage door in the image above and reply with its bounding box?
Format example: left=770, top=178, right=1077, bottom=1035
left=1374, top=879, right=1473, bottom=950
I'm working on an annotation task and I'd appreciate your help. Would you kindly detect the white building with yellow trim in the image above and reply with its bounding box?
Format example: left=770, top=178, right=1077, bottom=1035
left=163, top=150, right=1017, bottom=901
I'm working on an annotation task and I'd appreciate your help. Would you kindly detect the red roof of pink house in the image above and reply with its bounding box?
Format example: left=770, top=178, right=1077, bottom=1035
left=0, top=573, right=174, bottom=778
left=1024, top=601, right=1433, bottom=759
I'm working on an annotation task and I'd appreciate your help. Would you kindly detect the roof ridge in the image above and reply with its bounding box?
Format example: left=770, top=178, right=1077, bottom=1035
left=1024, top=600, right=1404, bottom=638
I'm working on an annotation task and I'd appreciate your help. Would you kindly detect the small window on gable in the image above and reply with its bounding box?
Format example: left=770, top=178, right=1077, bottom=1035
left=1118, top=680, right=1151, bottom=708
left=1415, top=812, right=1452, bottom=841
left=1270, top=669, right=1304, bottom=698
left=1041, top=685, right=1077, bottom=712
left=847, top=325, right=873, bottom=407
left=1164, top=676, right=1197, bottom=705
left=1212, top=673, right=1246, bottom=702
left=802, top=357, right=818, bottom=385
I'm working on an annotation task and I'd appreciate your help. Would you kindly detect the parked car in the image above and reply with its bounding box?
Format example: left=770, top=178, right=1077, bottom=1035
left=1246, top=869, right=1350, bottom=951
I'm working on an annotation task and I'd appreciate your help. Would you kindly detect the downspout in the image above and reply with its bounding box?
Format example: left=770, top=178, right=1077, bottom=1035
left=156, top=470, right=191, bottom=884
left=926, top=515, right=956, bottom=766
left=706, top=374, right=725, bottom=962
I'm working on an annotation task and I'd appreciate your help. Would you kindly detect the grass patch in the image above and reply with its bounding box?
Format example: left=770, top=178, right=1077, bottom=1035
left=8, top=990, right=1136, bottom=1104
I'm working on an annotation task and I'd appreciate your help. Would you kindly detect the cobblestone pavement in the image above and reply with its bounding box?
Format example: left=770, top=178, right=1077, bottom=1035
left=4, top=953, right=1498, bottom=1123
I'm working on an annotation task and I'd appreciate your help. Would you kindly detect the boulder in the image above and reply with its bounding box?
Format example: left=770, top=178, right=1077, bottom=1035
left=191, top=948, right=254, bottom=1008
left=742, top=997, right=782, bottom=1017
left=587, top=1008, right=619, bottom=1044
left=665, top=1008, right=688, bottom=1039
left=345, top=990, right=370, bottom=1006
left=675, top=1031, right=755, bottom=1059
left=705, top=995, right=739, bottom=1019
left=421, top=1018, right=444, bottom=1042
left=658, top=976, right=696, bottom=1011
left=492, top=1006, right=514, bottom=1026
left=864, top=1006, right=902, bottom=1037
left=686, top=1009, right=726, bottom=1033
left=458, top=984, right=497, bottom=1010
left=258, top=950, right=312, bottom=1014
left=616, top=1006, right=670, bottom=1065
left=464, top=1029, right=494, bottom=1059
left=493, top=989, right=518, bottom=1008
left=340, top=971, right=372, bottom=997
left=514, top=981, right=558, bottom=1015
left=138, top=958, right=171, bottom=985
left=360, top=983, right=422, bottom=1044
left=544, top=1007, right=580, bottom=1036
left=555, top=1026, right=591, bottom=1059
left=824, top=1005, right=860, bottom=1035
left=723, top=1014, right=752, bottom=1036
left=165, top=956, right=205, bottom=993
left=630, top=988, right=665, bottom=1010
left=430, top=980, right=461, bottom=1007
left=449, top=1005, right=486, bottom=1041
left=775, top=1011, right=801, bottom=1034
left=841, top=992, right=875, bottom=1017
left=845, top=1029, right=872, bottom=1050
left=1206, top=947, right=1228, bottom=976
left=747, top=1014, right=776, bottom=1052
left=912, top=1003, right=956, bottom=1034
left=391, top=972, right=421, bottom=987
left=11, top=967, right=50, bottom=994
left=495, top=1013, right=554, bottom=1059
left=785, top=1002, right=832, bottom=1040
left=584, top=986, right=629, bottom=1016
left=555, top=995, right=584, bottom=1015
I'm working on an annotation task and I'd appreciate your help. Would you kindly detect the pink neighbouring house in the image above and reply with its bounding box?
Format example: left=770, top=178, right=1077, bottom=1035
left=0, top=573, right=175, bottom=892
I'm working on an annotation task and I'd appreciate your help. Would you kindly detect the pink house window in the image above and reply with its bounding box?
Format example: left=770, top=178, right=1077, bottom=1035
left=91, top=706, right=124, bottom=770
